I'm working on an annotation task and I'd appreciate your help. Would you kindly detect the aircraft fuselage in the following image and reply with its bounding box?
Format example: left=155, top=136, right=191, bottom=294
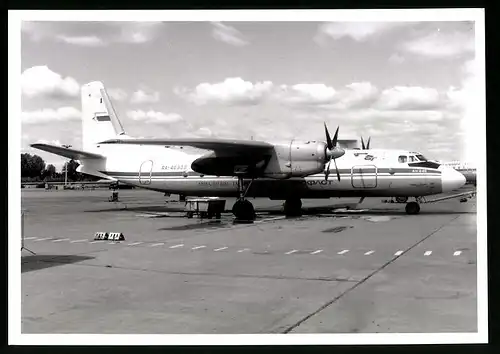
left=78, top=145, right=460, bottom=199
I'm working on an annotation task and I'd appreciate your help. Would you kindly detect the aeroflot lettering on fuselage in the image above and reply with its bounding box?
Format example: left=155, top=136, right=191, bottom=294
left=198, top=181, right=232, bottom=186
left=196, top=180, right=337, bottom=186
left=303, top=180, right=335, bottom=186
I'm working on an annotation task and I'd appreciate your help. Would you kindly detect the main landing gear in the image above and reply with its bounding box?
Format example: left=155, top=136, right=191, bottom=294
left=232, top=177, right=256, bottom=221
left=283, top=198, right=303, bottom=217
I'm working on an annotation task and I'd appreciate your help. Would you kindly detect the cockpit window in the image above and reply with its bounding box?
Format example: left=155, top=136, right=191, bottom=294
left=415, top=154, right=428, bottom=161
left=398, top=155, right=407, bottom=163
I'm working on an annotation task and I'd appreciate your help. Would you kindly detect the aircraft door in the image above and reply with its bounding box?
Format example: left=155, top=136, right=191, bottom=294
left=351, top=165, right=377, bottom=188
left=139, top=160, right=153, bottom=185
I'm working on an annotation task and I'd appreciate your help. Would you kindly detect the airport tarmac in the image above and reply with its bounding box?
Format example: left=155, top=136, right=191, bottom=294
left=20, top=187, right=478, bottom=334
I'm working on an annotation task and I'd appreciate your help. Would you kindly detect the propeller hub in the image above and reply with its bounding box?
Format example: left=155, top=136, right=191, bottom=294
left=326, top=147, right=345, bottom=160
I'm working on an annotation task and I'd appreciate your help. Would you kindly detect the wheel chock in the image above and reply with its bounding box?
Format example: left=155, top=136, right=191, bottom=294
left=94, top=232, right=109, bottom=240
left=108, top=232, right=125, bottom=241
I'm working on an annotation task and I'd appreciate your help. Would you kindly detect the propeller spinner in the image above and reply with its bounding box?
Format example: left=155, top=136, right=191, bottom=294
left=323, top=123, right=345, bottom=181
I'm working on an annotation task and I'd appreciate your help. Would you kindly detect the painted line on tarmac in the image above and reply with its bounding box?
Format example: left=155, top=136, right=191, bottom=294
left=394, top=250, right=404, bottom=256
left=214, top=247, right=228, bottom=252
left=364, top=250, right=375, bottom=256
left=70, top=239, right=88, bottom=243
left=127, top=242, right=143, bottom=246
left=151, top=243, right=164, bottom=247
left=52, top=238, right=70, bottom=242
left=169, top=244, right=184, bottom=249
left=237, top=248, right=250, bottom=253
left=25, top=237, right=36, bottom=240
left=337, top=249, right=349, bottom=255
left=281, top=214, right=462, bottom=334
left=310, top=250, right=323, bottom=255
left=453, top=251, right=462, bottom=256
left=255, top=216, right=286, bottom=224
left=34, top=238, right=52, bottom=242
left=424, top=250, right=432, bottom=256
left=90, top=240, right=105, bottom=244
left=192, top=245, right=206, bottom=250
left=285, top=250, right=298, bottom=255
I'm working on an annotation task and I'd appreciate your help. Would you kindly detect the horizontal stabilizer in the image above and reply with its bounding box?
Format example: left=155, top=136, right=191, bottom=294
left=30, top=143, right=105, bottom=160
left=99, top=138, right=274, bottom=152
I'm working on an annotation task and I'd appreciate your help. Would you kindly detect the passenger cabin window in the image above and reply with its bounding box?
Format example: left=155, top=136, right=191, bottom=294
left=398, top=155, right=407, bottom=163
left=409, top=155, right=417, bottom=162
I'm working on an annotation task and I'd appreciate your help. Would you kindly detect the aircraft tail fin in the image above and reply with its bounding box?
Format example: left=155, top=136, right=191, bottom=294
left=81, top=81, right=128, bottom=152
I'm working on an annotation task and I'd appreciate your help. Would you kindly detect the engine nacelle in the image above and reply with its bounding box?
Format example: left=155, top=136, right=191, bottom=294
left=263, top=140, right=327, bottom=179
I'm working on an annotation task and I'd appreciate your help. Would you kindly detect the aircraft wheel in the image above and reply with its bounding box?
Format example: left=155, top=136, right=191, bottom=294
left=232, top=199, right=256, bottom=221
left=405, top=201, right=420, bottom=215
left=395, top=196, right=408, bottom=203
left=284, top=198, right=303, bottom=217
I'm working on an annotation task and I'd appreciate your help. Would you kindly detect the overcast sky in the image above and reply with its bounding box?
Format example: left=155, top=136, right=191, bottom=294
left=20, top=19, right=479, bottom=171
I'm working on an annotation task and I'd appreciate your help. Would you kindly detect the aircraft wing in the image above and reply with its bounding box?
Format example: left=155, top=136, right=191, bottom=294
left=30, top=143, right=105, bottom=160
left=99, top=138, right=274, bottom=152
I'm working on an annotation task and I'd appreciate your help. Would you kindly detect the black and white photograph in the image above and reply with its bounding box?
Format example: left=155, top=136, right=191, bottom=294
left=9, top=9, right=487, bottom=345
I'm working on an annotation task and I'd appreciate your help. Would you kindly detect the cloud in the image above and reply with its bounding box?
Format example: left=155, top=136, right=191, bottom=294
left=130, top=89, right=160, bottom=104
left=211, top=22, right=249, bottom=46
left=195, top=127, right=213, bottom=137
left=55, top=35, right=106, bottom=47
left=315, top=22, right=410, bottom=44
left=336, top=82, right=379, bottom=109
left=21, top=66, right=80, bottom=99
left=376, top=86, right=442, bottom=110
left=126, top=110, right=183, bottom=123
left=401, top=31, right=474, bottom=59
left=107, top=88, right=128, bottom=101
left=22, top=21, right=165, bottom=46
left=22, top=107, right=81, bottom=124
left=451, top=59, right=480, bottom=161
left=277, top=81, right=379, bottom=109
left=389, top=53, right=405, bottom=64
left=278, top=83, right=337, bottom=105
left=33, top=138, right=63, bottom=146
left=113, top=22, right=165, bottom=44
left=178, top=77, right=451, bottom=116
left=176, top=77, right=273, bottom=105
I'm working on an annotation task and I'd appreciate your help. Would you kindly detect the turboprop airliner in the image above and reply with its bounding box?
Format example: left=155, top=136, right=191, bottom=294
left=31, top=81, right=466, bottom=220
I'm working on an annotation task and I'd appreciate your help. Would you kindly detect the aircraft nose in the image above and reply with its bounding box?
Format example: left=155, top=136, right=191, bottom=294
left=440, top=166, right=466, bottom=192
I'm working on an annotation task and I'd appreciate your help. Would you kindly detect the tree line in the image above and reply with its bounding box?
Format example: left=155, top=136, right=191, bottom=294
left=21, top=153, right=100, bottom=182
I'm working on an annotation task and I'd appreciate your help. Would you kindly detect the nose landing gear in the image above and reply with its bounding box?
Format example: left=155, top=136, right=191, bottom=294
left=405, top=201, right=420, bottom=215
left=405, top=197, right=423, bottom=215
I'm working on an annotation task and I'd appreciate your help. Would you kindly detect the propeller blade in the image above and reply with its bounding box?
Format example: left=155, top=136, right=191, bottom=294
left=361, top=136, right=365, bottom=150
left=366, top=137, right=371, bottom=150
left=333, top=157, right=340, bottom=181
left=332, top=126, right=339, bottom=147
left=324, top=122, right=333, bottom=150
left=324, top=159, right=332, bottom=180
